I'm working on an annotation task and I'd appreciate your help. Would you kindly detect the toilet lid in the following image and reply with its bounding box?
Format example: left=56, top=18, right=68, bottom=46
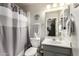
left=25, top=47, right=37, bottom=56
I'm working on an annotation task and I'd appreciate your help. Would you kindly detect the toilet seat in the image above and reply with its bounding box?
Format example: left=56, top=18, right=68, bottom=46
left=25, top=47, right=38, bottom=56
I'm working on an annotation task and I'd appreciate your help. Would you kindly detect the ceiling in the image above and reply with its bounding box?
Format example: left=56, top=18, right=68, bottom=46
left=16, top=3, right=52, bottom=12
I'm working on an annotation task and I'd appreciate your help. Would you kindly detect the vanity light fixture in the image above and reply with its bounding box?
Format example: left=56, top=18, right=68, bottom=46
left=59, top=3, right=65, bottom=7
left=52, top=3, right=58, bottom=8
left=46, top=4, right=51, bottom=9
left=66, top=3, right=71, bottom=5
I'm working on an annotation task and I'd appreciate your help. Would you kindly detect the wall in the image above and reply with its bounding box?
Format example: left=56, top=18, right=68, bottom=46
left=25, top=4, right=47, bottom=39
left=70, top=4, right=79, bottom=56
left=25, top=4, right=63, bottom=40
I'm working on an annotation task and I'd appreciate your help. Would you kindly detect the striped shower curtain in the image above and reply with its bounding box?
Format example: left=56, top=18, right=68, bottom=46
left=0, top=3, right=27, bottom=56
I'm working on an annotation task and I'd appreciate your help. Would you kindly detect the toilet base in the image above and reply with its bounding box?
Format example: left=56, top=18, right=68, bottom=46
left=25, top=47, right=38, bottom=56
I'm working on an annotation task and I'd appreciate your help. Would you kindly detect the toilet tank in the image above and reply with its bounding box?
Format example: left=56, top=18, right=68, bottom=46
left=30, top=38, right=40, bottom=48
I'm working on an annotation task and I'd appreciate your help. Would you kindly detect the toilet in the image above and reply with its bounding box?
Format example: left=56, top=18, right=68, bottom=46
left=25, top=34, right=40, bottom=56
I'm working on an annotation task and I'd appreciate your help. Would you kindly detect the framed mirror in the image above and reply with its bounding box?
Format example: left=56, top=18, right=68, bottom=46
left=45, top=10, right=61, bottom=37
left=45, top=5, right=70, bottom=38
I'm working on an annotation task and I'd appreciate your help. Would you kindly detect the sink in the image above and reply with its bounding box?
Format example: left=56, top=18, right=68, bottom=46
left=42, top=38, right=62, bottom=45
left=52, top=38, right=61, bottom=44
left=52, top=41, right=61, bottom=44
left=42, top=37, right=71, bottom=48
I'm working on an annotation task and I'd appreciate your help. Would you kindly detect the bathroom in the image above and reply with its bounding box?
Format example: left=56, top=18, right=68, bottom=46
left=0, top=3, right=79, bottom=56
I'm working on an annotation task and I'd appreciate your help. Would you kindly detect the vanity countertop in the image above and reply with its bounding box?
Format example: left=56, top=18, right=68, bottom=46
left=42, top=37, right=72, bottom=48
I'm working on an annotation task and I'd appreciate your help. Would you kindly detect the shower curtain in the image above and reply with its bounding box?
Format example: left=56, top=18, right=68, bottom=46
left=0, top=3, right=27, bottom=56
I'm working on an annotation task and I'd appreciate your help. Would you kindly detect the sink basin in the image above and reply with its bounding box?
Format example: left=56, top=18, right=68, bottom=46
left=51, top=38, right=61, bottom=44
left=52, top=41, right=61, bottom=44
left=42, top=37, right=71, bottom=48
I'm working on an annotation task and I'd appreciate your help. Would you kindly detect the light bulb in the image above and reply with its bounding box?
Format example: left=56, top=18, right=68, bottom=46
left=59, top=3, right=65, bottom=7
left=53, top=3, right=58, bottom=7
left=46, top=4, right=51, bottom=9
left=66, top=3, right=71, bottom=5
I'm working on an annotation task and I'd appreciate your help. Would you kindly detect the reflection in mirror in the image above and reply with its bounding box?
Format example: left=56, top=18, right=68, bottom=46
left=45, top=4, right=73, bottom=38
left=45, top=10, right=60, bottom=37
left=47, top=18, right=56, bottom=36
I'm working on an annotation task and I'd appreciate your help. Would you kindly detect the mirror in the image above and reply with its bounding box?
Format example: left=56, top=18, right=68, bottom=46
left=45, top=5, right=70, bottom=38
left=47, top=18, right=56, bottom=36
left=45, top=10, right=61, bottom=37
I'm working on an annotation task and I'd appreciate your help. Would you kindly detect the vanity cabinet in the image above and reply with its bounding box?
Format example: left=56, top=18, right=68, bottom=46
left=41, top=44, right=72, bottom=56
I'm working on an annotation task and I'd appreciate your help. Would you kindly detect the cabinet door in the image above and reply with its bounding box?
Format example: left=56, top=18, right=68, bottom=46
left=43, top=50, right=67, bottom=56
left=43, top=45, right=71, bottom=55
left=43, top=51, right=55, bottom=56
left=55, top=53, right=67, bottom=56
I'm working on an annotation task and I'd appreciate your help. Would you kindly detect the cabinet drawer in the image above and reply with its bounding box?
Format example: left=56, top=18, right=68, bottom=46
left=43, top=51, right=55, bottom=56
left=43, top=51, right=67, bottom=56
left=55, top=53, right=67, bottom=56
left=43, top=45, right=71, bottom=55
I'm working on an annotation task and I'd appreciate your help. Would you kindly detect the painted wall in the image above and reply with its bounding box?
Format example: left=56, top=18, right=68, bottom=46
left=70, top=4, right=79, bottom=56
left=25, top=4, right=47, bottom=39
left=25, top=4, right=63, bottom=39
